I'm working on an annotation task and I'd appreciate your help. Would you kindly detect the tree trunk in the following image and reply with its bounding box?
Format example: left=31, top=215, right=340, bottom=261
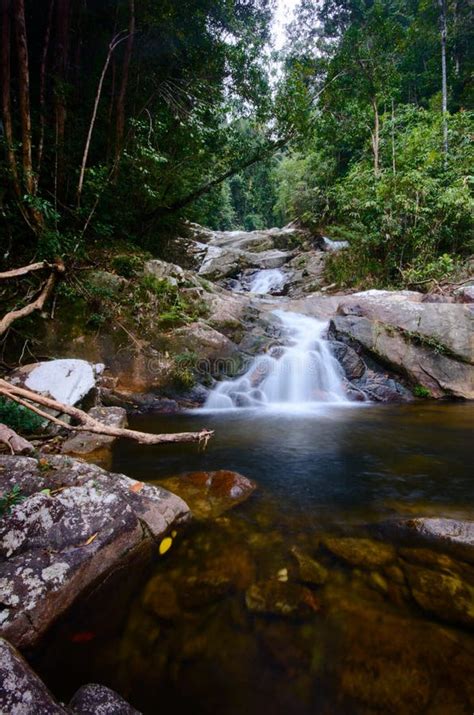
left=54, top=0, right=70, bottom=204
left=114, top=0, right=135, bottom=175
left=13, top=0, right=34, bottom=196
left=37, top=0, right=54, bottom=182
left=371, top=99, right=380, bottom=177
left=0, top=0, right=21, bottom=199
left=77, top=32, right=128, bottom=207
left=439, top=0, right=449, bottom=160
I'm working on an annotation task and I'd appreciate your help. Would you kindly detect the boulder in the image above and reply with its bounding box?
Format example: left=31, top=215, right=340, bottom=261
left=170, top=321, right=242, bottom=378
left=330, top=315, right=474, bottom=399
left=0, top=455, right=190, bottom=649
left=0, top=637, right=66, bottom=714
left=454, top=285, right=474, bottom=303
left=328, top=340, right=366, bottom=380
left=391, top=518, right=474, bottom=563
left=157, top=470, right=256, bottom=520
left=8, top=359, right=104, bottom=406
left=143, top=259, right=186, bottom=286
left=321, top=536, right=396, bottom=568
left=404, top=565, right=474, bottom=628
left=338, top=291, right=473, bottom=364
left=290, top=546, right=328, bottom=585
left=353, top=370, right=413, bottom=402
left=83, top=270, right=128, bottom=296
left=68, top=684, right=140, bottom=714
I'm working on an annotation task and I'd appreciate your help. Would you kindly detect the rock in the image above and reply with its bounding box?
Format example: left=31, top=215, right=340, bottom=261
left=338, top=291, right=473, bottom=364
left=171, top=321, right=241, bottom=370
left=404, top=565, right=474, bottom=627
left=454, top=284, right=474, bottom=303
left=328, top=340, right=366, bottom=380
left=392, top=518, right=474, bottom=563
left=290, top=546, right=328, bottom=585
left=330, top=315, right=474, bottom=399
left=83, top=270, right=129, bottom=295
left=245, top=579, right=319, bottom=618
left=322, top=536, right=396, bottom=568
left=143, top=259, right=186, bottom=286
left=157, top=470, right=256, bottom=520
left=61, top=406, right=128, bottom=467
left=8, top=359, right=104, bottom=406
left=0, top=455, right=190, bottom=649
left=0, top=637, right=66, bottom=714
left=68, top=683, right=140, bottom=714
left=353, top=370, right=413, bottom=402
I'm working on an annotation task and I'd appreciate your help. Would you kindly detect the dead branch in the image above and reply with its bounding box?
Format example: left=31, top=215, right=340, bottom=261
left=0, top=262, right=64, bottom=336
left=0, top=261, right=49, bottom=279
left=0, top=379, right=213, bottom=446
left=0, top=423, right=34, bottom=454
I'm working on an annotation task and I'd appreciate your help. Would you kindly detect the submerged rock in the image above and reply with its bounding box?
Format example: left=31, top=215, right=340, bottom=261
left=157, top=470, right=256, bottom=520
left=245, top=579, right=319, bottom=618
left=61, top=405, right=128, bottom=468
left=322, top=536, right=396, bottom=568
left=0, top=455, right=189, bottom=649
left=392, top=518, right=474, bottom=563
left=291, top=546, right=328, bottom=585
left=404, top=565, right=474, bottom=627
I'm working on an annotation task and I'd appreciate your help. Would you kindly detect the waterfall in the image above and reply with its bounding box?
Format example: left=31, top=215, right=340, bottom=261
left=204, top=310, right=349, bottom=410
left=249, top=268, right=286, bottom=294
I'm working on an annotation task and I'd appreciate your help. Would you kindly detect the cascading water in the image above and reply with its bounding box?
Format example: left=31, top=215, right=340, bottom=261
left=204, top=310, right=349, bottom=410
left=248, top=268, right=286, bottom=295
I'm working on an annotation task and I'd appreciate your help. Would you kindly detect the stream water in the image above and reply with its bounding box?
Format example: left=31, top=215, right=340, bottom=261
left=33, top=402, right=474, bottom=714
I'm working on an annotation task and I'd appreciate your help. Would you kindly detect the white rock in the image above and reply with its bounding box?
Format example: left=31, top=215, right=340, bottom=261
left=24, top=359, right=97, bottom=405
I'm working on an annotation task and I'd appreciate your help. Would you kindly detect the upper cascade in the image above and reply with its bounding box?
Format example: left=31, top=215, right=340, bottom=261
left=204, top=310, right=349, bottom=410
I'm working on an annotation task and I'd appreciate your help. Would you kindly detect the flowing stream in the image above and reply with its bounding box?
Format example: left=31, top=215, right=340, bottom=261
left=248, top=268, right=286, bottom=294
left=205, top=310, right=349, bottom=410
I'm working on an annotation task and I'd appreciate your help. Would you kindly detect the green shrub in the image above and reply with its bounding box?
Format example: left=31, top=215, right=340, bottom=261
left=111, top=254, right=144, bottom=278
left=0, top=485, right=25, bottom=516
left=413, top=385, right=431, bottom=399
left=0, top=397, right=44, bottom=433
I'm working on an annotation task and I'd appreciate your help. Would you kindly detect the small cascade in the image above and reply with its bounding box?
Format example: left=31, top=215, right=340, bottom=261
left=204, top=310, right=349, bottom=410
left=323, top=237, right=349, bottom=251
left=249, top=268, right=286, bottom=294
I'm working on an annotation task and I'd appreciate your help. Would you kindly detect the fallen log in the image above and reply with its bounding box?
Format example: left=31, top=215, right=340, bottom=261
left=0, top=379, right=213, bottom=447
left=0, top=261, right=65, bottom=336
left=0, top=423, right=35, bottom=454
left=0, top=261, right=49, bottom=279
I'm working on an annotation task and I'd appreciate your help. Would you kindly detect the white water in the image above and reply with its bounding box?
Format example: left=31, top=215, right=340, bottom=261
left=204, top=310, right=349, bottom=410
left=249, top=268, right=286, bottom=294
left=323, top=237, right=349, bottom=251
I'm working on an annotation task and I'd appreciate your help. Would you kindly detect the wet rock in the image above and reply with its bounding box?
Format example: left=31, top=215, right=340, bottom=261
left=142, top=576, right=180, bottom=620
left=0, top=455, right=190, bottom=649
left=0, top=637, right=66, bottom=714
left=245, top=579, right=319, bottom=618
left=404, top=565, right=474, bottom=628
left=322, top=536, right=396, bottom=569
left=392, top=518, right=474, bottom=563
left=157, top=470, right=256, bottom=520
left=61, top=406, right=127, bottom=467
left=8, top=359, right=104, bottom=406
left=291, top=546, right=328, bottom=585
left=353, top=370, right=413, bottom=402
left=69, top=683, right=140, bottom=714
left=328, top=340, right=366, bottom=380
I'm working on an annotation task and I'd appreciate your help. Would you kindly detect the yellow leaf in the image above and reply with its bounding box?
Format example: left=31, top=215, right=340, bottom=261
left=159, top=536, right=173, bottom=555
left=130, top=481, right=144, bottom=493
left=83, top=532, right=98, bottom=546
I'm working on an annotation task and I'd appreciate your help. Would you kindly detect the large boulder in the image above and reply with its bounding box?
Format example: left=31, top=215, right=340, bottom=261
left=8, top=359, right=104, bottom=406
left=143, top=259, right=186, bottom=286
left=389, top=518, right=474, bottom=563
left=61, top=405, right=128, bottom=468
left=0, top=455, right=189, bottom=649
left=68, top=684, right=140, bottom=714
left=338, top=291, right=473, bottom=364
left=328, top=340, right=366, bottom=380
left=330, top=315, right=474, bottom=399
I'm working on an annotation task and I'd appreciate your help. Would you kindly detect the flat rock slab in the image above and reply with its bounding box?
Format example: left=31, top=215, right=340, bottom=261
left=0, top=455, right=190, bottom=649
left=8, top=359, right=104, bottom=406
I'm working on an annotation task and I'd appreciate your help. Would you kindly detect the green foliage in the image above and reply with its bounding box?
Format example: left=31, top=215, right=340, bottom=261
left=0, top=397, right=44, bottom=434
left=111, top=255, right=144, bottom=278
left=0, top=485, right=25, bottom=516
left=413, top=385, right=431, bottom=399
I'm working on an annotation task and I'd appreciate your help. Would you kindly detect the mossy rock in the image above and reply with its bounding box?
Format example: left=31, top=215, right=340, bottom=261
left=321, top=536, right=396, bottom=569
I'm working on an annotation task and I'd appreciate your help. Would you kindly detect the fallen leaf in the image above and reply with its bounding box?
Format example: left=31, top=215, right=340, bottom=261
left=83, top=532, right=98, bottom=546
left=130, top=481, right=144, bottom=493
left=159, top=536, right=173, bottom=555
